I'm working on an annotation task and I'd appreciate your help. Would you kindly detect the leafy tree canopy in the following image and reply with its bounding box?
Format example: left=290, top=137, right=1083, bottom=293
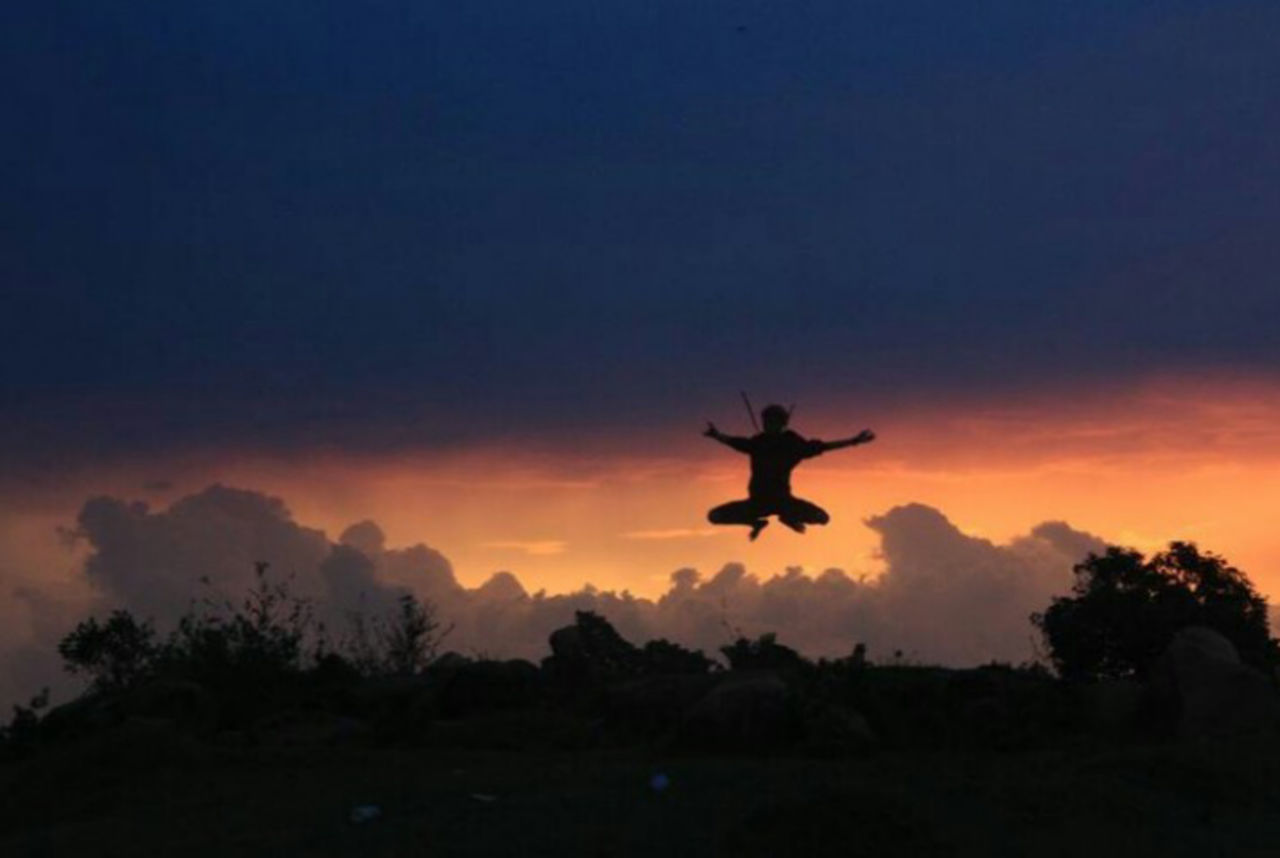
left=1032, top=542, right=1277, bottom=681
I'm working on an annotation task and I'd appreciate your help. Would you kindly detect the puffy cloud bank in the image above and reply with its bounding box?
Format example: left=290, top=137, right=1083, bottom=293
left=4, top=485, right=1107, bottom=709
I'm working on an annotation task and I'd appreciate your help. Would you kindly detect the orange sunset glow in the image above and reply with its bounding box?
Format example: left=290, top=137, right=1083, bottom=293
left=16, top=375, right=1277, bottom=606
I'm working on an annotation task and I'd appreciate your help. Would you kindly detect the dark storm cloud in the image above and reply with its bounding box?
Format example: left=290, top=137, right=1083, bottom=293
left=1, top=484, right=1103, bottom=711
left=3, top=1, right=1279, bottom=463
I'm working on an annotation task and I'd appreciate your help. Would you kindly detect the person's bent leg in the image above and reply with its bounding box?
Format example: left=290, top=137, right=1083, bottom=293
left=779, top=497, right=830, bottom=532
left=708, top=499, right=760, bottom=525
left=708, top=499, right=770, bottom=540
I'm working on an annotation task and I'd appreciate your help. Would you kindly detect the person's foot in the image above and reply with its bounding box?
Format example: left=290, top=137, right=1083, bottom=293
left=749, top=519, right=769, bottom=541
left=780, top=518, right=806, bottom=534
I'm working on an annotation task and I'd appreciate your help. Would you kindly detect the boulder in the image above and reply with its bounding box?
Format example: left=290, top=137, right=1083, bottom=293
left=803, top=704, right=877, bottom=755
left=1156, top=625, right=1280, bottom=739
left=432, top=659, right=541, bottom=717
left=548, top=624, right=585, bottom=660
left=605, top=673, right=719, bottom=736
left=678, top=671, right=798, bottom=749
left=542, top=614, right=640, bottom=687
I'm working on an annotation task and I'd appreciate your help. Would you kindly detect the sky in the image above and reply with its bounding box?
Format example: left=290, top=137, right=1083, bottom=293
left=4, top=1, right=1280, bottom=706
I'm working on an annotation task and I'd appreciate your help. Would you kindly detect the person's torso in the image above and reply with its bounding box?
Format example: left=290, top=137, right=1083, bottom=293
left=747, top=431, right=808, bottom=499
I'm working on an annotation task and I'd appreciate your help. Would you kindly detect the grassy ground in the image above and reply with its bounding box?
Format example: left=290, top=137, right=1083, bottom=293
left=4, top=730, right=1280, bottom=857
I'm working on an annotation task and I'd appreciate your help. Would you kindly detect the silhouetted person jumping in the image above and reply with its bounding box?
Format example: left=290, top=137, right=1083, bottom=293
left=705, top=404, right=875, bottom=540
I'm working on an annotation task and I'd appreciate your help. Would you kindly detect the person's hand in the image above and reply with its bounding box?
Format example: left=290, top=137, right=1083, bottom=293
left=704, top=422, right=720, bottom=438
left=854, top=429, right=876, bottom=444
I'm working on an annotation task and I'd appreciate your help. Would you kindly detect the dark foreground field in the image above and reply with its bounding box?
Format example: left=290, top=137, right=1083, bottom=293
left=5, top=734, right=1280, bottom=857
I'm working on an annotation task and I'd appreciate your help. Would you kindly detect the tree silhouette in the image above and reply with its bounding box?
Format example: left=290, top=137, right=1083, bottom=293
left=1032, top=542, right=1277, bottom=681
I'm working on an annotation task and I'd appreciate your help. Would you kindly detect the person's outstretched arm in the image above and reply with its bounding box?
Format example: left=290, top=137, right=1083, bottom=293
left=704, top=422, right=753, bottom=453
left=818, top=429, right=876, bottom=453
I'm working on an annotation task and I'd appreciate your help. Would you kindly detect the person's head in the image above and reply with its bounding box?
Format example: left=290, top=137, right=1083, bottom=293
left=761, top=404, right=789, bottom=433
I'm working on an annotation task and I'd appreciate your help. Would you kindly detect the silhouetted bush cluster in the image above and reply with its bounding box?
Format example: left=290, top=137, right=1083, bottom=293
left=12, top=563, right=450, bottom=743
left=6, top=540, right=1279, bottom=761
left=6, top=599, right=1070, bottom=758
left=57, top=563, right=448, bottom=688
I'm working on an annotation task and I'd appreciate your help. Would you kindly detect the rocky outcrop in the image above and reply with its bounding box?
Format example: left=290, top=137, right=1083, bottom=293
left=1154, top=625, right=1280, bottom=739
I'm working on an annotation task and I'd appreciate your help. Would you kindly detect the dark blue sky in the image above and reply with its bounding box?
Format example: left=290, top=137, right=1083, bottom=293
left=4, top=1, right=1279, bottom=463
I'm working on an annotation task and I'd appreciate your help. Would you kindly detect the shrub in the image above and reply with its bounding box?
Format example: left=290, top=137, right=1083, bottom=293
left=342, top=592, right=451, bottom=676
left=157, top=562, right=317, bottom=685
left=58, top=611, right=158, bottom=691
